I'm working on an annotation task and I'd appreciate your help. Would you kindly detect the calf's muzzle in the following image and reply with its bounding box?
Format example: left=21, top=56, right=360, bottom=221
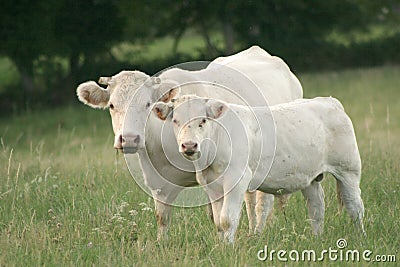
left=180, top=141, right=198, bottom=156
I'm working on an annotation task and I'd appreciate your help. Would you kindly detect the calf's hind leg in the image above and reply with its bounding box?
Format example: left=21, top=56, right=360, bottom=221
left=301, top=178, right=325, bottom=235
left=335, top=173, right=365, bottom=235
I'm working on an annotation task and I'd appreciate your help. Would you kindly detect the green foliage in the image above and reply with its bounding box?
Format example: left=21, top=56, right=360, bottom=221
left=0, top=0, right=58, bottom=67
left=0, top=0, right=400, bottom=114
left=0, top=0, right=124, bottom=111
left=0, top=66, right=399, bottom=266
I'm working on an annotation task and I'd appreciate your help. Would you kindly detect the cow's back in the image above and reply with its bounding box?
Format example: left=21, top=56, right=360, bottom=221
left=211, top=45, right=303, bottom=104
left=159, top=46, right=303, bottom=106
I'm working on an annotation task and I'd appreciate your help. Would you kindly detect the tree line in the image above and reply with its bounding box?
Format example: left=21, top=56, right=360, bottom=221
left=0, top=0, right=399, bottom=113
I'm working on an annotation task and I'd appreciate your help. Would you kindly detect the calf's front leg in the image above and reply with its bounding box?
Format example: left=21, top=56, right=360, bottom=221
left=220, top=168, right=252, bottom=243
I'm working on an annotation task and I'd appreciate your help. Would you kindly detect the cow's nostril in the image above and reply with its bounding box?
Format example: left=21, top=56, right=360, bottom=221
left=133, top=135, right=140, bottom=144
left=120, top=135, right=125, bottom=145
left=193, top=143, right=198, bottom=148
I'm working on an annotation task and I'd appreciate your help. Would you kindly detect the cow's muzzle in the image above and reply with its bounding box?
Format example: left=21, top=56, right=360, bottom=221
left=114, top=134, right=141, bottom=154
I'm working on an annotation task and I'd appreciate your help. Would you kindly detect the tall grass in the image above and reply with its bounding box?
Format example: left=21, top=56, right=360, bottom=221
left=0, top=66, right=399, bottom=266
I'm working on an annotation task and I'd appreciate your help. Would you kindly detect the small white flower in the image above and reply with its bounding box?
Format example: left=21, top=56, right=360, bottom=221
left=129, top=209, right=138, bottom=216
left=142, top=207, right=153, bottom=212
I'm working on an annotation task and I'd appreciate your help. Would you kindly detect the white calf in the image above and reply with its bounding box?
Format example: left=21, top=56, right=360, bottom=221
left=153, top=95, right=365, bottom=242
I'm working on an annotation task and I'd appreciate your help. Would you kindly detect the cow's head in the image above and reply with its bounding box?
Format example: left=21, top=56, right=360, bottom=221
left=152, top=95, right=228, bottom=160
left=76, top=70, right=179, bottom=153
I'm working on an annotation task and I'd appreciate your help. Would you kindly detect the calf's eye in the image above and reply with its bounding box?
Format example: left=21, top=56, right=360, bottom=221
left=145, top=102, right=151, bottom=108
left=109, top=103, right=114, bottom=109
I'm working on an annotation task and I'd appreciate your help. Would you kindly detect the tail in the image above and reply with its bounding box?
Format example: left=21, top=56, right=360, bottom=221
left=336, top=180, right=345, bottom=213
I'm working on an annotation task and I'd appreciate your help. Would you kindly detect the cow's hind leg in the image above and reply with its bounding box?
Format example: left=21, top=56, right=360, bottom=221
left=244, top=191, right=256, bottom=234
left=254, top=192, right=274, bottom=234
left=334, top=172, right=365, bottom=235
left=301, top=178, right=325, bottom=235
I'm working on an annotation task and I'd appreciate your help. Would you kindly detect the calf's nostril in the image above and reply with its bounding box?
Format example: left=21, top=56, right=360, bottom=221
left=133, top=135, right=140, bottom=144
left=193, top=143, right=198, bottom=148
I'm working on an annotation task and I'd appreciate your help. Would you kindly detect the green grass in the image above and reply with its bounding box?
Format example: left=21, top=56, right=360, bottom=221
left=1, top=66, right=399, bottom=266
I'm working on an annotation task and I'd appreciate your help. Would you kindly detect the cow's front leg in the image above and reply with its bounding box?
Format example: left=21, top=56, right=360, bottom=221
left=301, top=180, right=325, bottom=235
left=151, top=187, right=182, bottom=240
left=220, top=168, right=252, bottom=243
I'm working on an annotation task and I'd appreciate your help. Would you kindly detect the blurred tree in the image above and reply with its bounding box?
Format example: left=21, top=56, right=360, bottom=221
left=0, top=0, right=124, bottom=106
left=53, top=0, right=124, bottom=101
left=0, top=0, right=59, bottom=95
left=0, top=0, right=398, bottom=113
left=131, top=0, right=398, bottom=68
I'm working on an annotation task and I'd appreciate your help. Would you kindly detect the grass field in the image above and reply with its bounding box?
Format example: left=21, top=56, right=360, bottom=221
left=1, top=65, right=399, bottom=266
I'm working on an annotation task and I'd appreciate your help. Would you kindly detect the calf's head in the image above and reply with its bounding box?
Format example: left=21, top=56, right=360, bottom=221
left=153, top=95, right=228, bottom=160
left=76, top=70, right=178, bottom=153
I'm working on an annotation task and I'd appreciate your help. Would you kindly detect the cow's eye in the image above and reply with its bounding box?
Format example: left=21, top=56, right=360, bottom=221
left=145, top=102, right=151, bottom=108
left=109, top=103, right=114, bottom=110
left=172, top=119, right=177, bottom=124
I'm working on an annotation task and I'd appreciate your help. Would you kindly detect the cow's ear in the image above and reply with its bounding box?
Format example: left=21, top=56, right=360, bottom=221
left=152, top=102, right=173, bottom=121
left=153, top=79, right=180, bottom=103
left=206, top=99, right=228, bottom=119
left=98, top=76, right=111, bottom=85
left=159, top=85, right=180, bottom=103
left=77, top=81, right=110, bottom=109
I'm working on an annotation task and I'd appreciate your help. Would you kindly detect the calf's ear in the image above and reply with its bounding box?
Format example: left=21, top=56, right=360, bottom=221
left=206, top=99, right=228, bottom=119
left=152, top=102, right=173, bottom=121
left=76, top=81, right=110, bottom=109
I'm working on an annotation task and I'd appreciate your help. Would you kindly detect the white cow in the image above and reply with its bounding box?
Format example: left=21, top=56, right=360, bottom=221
left=76, top=46, right=303, bottom=239
left=153, top=95, right=365, bottom=242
